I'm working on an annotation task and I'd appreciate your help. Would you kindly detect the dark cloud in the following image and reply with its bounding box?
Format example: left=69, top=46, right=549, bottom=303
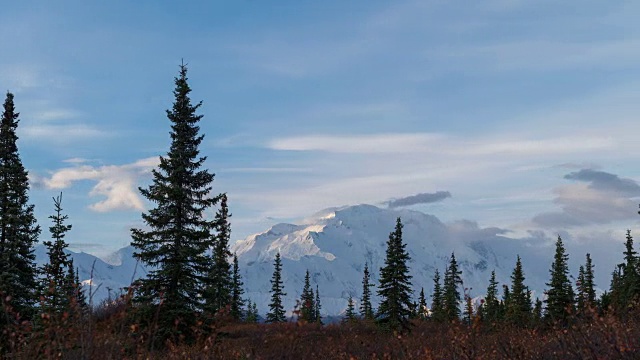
left=533, top=169, right=640, bottom=229
left=386, top=191, right=451, bottom=208
left=564, top=169, right=640, bottom=196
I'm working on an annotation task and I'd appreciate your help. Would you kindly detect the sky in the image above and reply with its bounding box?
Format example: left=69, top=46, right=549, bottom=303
left=2, top=0, right=640, bottom=259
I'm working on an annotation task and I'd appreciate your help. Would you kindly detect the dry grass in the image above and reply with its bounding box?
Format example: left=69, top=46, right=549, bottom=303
left=3, top=300, right=640, bottom=359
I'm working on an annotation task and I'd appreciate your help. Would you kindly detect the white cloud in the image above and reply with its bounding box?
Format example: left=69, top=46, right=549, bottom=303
left=42, top=157, right=159, bottom=212
left=268, top=133, right=444, bottom=154
left=31, top=109, right=83, bottom=122
left=268, top=132, right=614, bottom=157
left=533, top=170, right=640, bottom=228
left=21, top=124, right=107, bottom=140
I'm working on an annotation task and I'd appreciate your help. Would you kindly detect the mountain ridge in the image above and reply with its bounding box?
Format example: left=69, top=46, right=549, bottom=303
left=37, top=203, right=616, bottom=316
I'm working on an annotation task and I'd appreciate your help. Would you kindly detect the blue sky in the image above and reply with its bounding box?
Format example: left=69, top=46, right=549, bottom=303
left=3, top=0, right=640, bottom=257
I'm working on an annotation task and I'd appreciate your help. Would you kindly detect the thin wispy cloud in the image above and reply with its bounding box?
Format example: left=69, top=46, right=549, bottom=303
left=268, top=133, right=614, bottom=157
left=21, top=124, right=108, bottom=141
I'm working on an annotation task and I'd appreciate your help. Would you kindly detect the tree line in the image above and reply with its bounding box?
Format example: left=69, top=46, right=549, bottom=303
left=2, top=64, right=640, bottom=354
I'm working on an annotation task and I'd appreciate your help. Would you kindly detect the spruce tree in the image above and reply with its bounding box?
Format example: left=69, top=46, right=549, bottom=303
left=299, top=270, right=315, bottom=322
left=244, top=299, right=258, bottom=323
left=315, top=285, right=322, bottom=325
left=500, top=284, right=509, bottom=319
left=359, top=263, right=374, bottom=320
left=620, top=230, right=639, bottom=307
left=266, top=253, right=286, bottom=323
left=230, top=254, right=245, bottom=320
left=39, top=193, right=73, bottom=316
left=68, top=261, right=86, bottom=309
left=0, top=92, right=40, bottom=328
left=344, top=295, right=356, bottom=323
left=544, top=236, right=575, bottom=323
left=505, top=256, right=532, bottom=326
left=576, top=265, right=586, bottom=313
left=430, top=269, right=444, bottom=321
left=443, top=253, right=463, bottom=321
left=418, top=287, right=427, bottom=320
left=204, top=194, right=232, bottom=315
left=533, top=298, right=543, bottom=323
left=130, top=64, right=219, bottom=339
left=584, top=253, right=596, bottom=306
left=480, top=270, right=500, bottom=323
left=376, top=218, right=413, bottom=330
left=463, top=290, right=474, bottom=325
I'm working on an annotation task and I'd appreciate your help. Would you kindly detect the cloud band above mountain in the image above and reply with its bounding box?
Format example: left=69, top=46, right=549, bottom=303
left=386, top=191, right=451, bottom=208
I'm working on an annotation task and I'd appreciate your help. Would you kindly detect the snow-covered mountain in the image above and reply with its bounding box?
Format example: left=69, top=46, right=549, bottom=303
left=35, top=244, right=146, bottom=305
left=232, top=204, right=559, bottom=317
left=40, top=204, right=618, bottom=316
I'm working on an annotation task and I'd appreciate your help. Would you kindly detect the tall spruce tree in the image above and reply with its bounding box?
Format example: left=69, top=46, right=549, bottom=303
left=315, top=285, right=322, bottom=325
left=544, top=236, right=575, bottom=323
left=267, top=253, right=286, bottom=323
left=130, top=64, right=219, bottom=339
left=576, top=265, right=586, bottom=313
left=621, top=230, right=639, bottom=306
left=299, top=270, right=315, bottom=322
left=230, top=254, right=245, bottom=320
left=39, top=193, right=73, bottom=316
left=0, top=92, right=40, bottom=325
left=204, top=194, right=232, bottom=315
left=360, top=263, right=374, bottom=320
left=584, top=253, right=596, bottom=307
left=376, top=218, right=413, bottom=330
left=481, top=270, right=500, bottom=323
left=431, top=269, right=444, bottom=321
left=505, top=256, right=532, bottom=326
left=443, top=253, right=463, bottom=321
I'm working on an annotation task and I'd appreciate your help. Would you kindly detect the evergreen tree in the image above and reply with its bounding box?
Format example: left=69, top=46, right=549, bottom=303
left=430, top=269, right=444, bottom=321
left=463, top=289, right=474, bottom=325
left=245, top=299, right=258, bottom=323
left=68, top=261, right=86, bottom=308
left=130, top=64, right=220, bottom=339
left=267, top=253, right=286, bottom=323
left=376, top=218, right=413, bottom=330
left=584, top=253, right=596, bottom=306
left=481, top=270, right=500, bottom=323
left=0, top=91, right=41, bottom=325
left=544, top=236, right=575, bottom=323
left=505, top=256, right=532, bottom=326
left=620, top=230, right=639, bottom=307
left=359, top=263, right=375, bottom=320
left=315, top=285, right=322, bottom=325
left=344, top=295, right=356, bottom=323
left=500, top=284, right=510, bottom=320
left=39, top=193, right=73, bottom=316
left=418, top=287, right=427, bottom=320
left=299, top=270, right=315, bottom=322
left=204, top=194, right=232, bottom=315
left=443, top=253, right=463, bottom=321
left=533, top=298, right=543, bottom=323
left=230, top=253, right=245, bottom=320
left=576, top=265, right=586, bottom=313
